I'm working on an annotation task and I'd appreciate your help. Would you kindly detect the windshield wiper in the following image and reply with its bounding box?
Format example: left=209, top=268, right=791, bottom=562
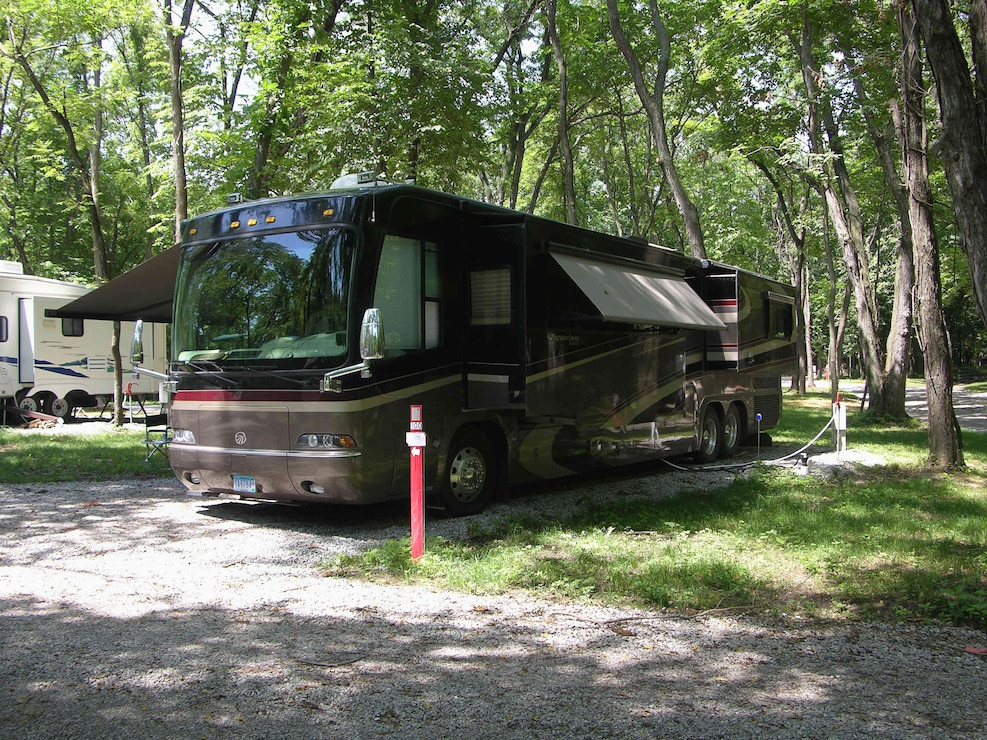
left=234, top=365, right=316, bottom=387
left=176, top=360, right=242, bottom=389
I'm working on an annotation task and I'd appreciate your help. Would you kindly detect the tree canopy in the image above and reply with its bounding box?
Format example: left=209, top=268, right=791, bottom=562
left=1, top=0, right=985, bottom=461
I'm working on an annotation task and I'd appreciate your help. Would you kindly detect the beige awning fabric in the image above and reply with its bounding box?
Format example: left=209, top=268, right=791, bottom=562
left=48, top=247, right=179, bottom=324
left=551, top=251, right=726, bottom=331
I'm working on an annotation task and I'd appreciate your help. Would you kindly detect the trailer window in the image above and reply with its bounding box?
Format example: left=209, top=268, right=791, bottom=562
left=0, top=316, right=7, bottom=342
left=62, top=317, right=84, bottom=337
left=374, top=234, right=443, bottom=352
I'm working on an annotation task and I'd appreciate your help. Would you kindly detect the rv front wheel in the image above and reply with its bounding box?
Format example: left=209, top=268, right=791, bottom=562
left=694, top=407, right=722, bottom=464
left=440, top=429, right=496, bottom=516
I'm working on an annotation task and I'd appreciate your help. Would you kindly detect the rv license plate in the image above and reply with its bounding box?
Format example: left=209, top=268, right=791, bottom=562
left=233, top=475, right=256, bottom=494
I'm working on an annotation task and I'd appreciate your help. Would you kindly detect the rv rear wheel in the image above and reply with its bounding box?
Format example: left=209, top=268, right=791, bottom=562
left=720, top=405, right=743, bottom=458
left=440, top=429, right=496, bottom=517
left=694, top=407, right=722, bottom=464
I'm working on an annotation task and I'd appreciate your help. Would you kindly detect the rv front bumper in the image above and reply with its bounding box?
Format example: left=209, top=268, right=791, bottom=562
left=169, top=444, right=394, bottom=505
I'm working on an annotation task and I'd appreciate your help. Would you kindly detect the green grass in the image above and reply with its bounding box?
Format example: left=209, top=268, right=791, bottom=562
left=323, top=391, right=987, bottom=629
left=0, top=424, right=172, bottom=482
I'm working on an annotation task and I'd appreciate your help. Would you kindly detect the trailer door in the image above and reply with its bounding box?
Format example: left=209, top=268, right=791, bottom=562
left=464, top=223, right=526, bottom=410
left=18, top=298, right=34, bottom=383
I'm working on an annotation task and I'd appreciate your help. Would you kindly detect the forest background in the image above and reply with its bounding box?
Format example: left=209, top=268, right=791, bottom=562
left=1, top=0, right=986, bottom=467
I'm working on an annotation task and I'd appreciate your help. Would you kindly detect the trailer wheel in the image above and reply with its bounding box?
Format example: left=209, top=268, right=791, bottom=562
left=720, top=405, right=743, bottom=458
left=50, top=396, right=72, bottom=420
left=440, top=429, right=496, bottom=517
left=694, top=407, right=722, bottom=463
left=18, top=395, right=39, bottom=414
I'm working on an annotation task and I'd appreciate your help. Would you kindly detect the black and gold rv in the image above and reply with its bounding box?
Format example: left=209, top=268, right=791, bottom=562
left=159, top=175, right=796, bottom=515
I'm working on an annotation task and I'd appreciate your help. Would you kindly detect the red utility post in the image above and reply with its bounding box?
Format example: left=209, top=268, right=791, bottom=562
left=406, top=405, right=426, bottom=560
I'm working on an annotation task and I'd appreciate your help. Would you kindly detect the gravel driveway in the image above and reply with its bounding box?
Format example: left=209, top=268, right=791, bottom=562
left=2, top=459, right=986, bottom=739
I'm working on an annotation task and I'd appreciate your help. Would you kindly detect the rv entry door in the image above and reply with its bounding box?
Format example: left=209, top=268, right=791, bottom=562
left=464, top=223, right=526, bottom=410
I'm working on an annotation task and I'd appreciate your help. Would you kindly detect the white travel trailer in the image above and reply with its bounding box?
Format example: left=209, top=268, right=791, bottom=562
left=0, top=260, right=167, bottom=419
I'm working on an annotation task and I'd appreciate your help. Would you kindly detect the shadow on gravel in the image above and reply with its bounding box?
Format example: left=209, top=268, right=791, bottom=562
left=2, top=593, right=986, bottom=739
left=188, top=455, right=738, bottom=535
left=196, top=498, right=411, bottom=532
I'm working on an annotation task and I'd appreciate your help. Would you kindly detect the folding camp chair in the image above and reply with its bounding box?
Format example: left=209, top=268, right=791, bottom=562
left=144, top=412, right=172, bottom=462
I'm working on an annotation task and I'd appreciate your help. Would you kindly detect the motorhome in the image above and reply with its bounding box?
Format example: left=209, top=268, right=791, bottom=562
left=59, top=175, right=796, bottom=514
left=0, top=260, right=167, bottom=419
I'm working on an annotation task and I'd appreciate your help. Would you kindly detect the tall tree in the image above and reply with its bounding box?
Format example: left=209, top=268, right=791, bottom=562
left=164, top=0, right=195, bottom=242
left=898, top=2, right=963, bottom=467
left=606, top=0, right=706, bottom=258
left=4, top=13, right=110, bottom=281
left=795, top=5, right=899, bottom=416
left=837, top=32, right=915, bottom=420
left=481, top=0, right=550, bottom=210
left=910, top=0, right=987, bottom=330
left=546, top=0, right=577, bottom=225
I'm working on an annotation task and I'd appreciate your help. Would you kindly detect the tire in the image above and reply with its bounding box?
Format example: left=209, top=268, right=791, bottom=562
left=693, top=406, right=722, bottom=464
left=720, top=404, right=743, bottom=458
left=50, top=396, right=72, bottom=420
left=18, top=395, right=39, bottom=413
left=439, top=429, right=497, bottom=516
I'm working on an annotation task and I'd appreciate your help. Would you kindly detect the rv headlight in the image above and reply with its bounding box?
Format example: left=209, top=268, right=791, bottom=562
left=173, top=428, right=196, bottom=445
left=295, top=433, right=358, bottom=450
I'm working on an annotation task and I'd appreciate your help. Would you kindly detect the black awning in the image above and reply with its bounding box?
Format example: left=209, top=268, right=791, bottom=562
left=49, top=247, right=179, bottom=324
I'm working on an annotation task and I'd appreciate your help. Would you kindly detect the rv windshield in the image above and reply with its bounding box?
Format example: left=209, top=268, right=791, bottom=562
left=174, top=228, right=355, bottom=369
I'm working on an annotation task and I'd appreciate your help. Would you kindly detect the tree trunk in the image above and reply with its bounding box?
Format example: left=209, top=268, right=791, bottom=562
left=911, top=0, right=987, bottom=330
left=796, top=11, right=889, bottom=414
left=824, top=211, right=841, bottom=403
left=899, top=3, right=963, bottom=467
left=547, top=0, right=577, bottom=225
left=112, top=322, right=124, bottom=426
left=841, top=50, right=914, bottom=419
left=752, top=155, right=812, bottom=393
left=126, top=28, right=158, bottom=261
left=606, top=0, right=705, bottom=258
left=165, top=0, right=195, bottom=243
left=11, top=47, right=109, bottom=281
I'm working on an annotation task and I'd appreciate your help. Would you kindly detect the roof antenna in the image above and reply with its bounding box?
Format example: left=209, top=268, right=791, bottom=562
left=356, top=170, right=377, bottom=223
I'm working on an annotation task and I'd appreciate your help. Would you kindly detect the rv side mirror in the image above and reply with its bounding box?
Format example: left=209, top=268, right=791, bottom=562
left=323, top=309, right=385, bottom=392
left=360, top=308, right=385, bottom=360
left=131, top=319, right=145, bottom=364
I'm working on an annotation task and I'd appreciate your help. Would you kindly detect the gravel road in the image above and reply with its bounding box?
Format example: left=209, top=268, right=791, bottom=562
left=2, top=453, right=986, bottom=740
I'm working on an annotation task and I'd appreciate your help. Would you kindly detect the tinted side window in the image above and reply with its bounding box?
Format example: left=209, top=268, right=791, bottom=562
left=374, top=235, right=443, bottom=352
left=62, top=317, right=84, bottom=337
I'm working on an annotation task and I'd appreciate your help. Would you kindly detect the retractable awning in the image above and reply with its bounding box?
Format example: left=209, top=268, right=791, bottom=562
left=49, top=247, right=179, bottom=324
left=551, top=251, right=726, bottom=331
